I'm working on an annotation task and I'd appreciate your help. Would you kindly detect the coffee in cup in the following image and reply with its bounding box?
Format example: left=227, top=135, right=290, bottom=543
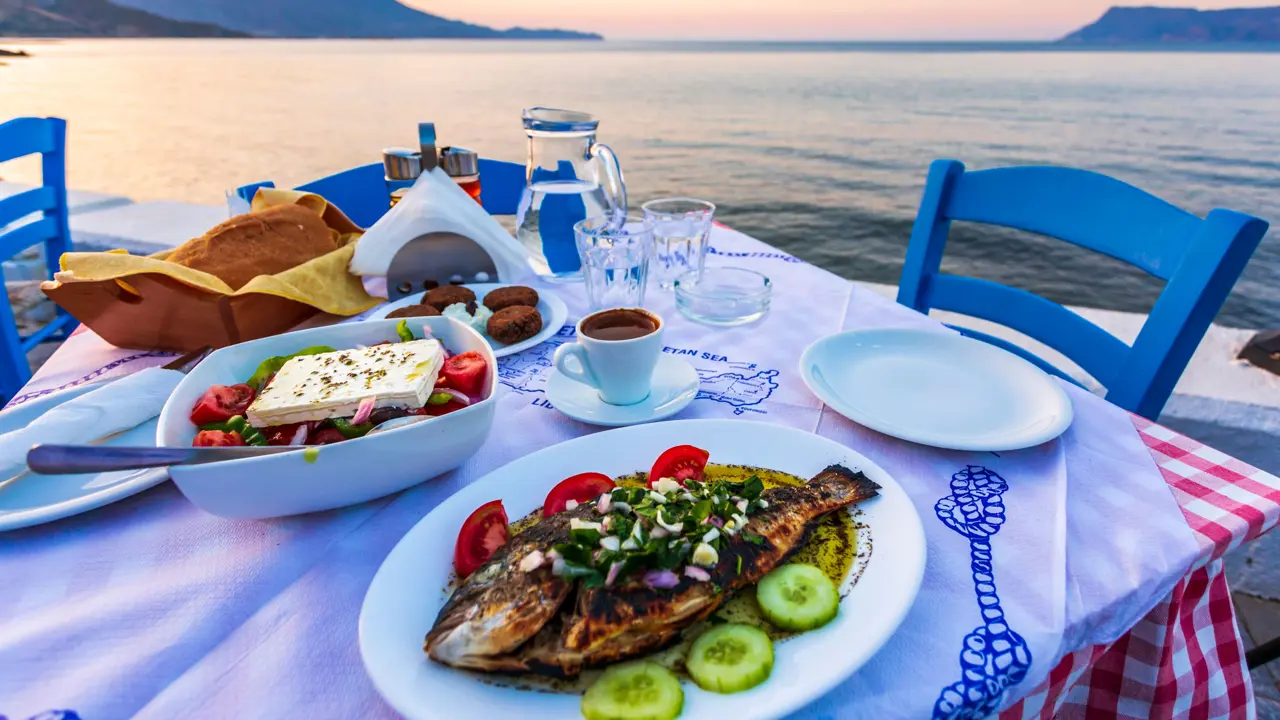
left=555, top=308, right=664, bottom=406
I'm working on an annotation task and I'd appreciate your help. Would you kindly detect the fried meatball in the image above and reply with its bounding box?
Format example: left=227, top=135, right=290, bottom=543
left=386, top=304, right=441, bottom=319
left=486, top=305, right=543, bottom=345
left=483, top=285, right=540, bottom=313
left=424, top=285, right=477, bottom=312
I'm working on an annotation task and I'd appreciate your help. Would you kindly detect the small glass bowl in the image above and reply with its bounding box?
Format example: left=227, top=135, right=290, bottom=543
left=674, top=267, right=772, bottom=326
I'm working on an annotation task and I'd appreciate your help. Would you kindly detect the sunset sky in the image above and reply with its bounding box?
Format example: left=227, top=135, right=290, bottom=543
left=409, top=1, right=1274, bottom=40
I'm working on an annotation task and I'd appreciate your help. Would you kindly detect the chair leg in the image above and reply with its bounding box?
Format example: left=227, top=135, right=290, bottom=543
left=1247, top=635, right=1280, bottom=669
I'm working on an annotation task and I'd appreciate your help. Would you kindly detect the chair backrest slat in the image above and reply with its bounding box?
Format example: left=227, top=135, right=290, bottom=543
left=899, top=159, right=1270, bottom=420
left=928, top=274, right=1130, bottom=388
left=0, top=186, right=57, bottom=230
left=0, top=216, right=58, bottom=260
left=0, top=117, right=57, bottom=165
left=943, top=166, right=1204, bottom=280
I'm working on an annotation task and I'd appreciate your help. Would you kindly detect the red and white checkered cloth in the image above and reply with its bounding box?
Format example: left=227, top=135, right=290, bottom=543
left=1005, top=418, right=1280, bottom=719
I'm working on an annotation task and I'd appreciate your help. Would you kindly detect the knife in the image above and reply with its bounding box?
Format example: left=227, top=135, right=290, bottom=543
left=1, top=347, right=214, bottom=476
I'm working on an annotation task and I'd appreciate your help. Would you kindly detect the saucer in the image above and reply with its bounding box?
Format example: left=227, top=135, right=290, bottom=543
left=546, top=355, right=699, bottom=427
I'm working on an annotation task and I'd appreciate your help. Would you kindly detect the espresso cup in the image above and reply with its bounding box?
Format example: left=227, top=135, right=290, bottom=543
left=554, top=308, right=664, bottom=406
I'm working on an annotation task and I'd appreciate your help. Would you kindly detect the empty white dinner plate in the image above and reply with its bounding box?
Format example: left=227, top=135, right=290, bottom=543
left=0, top=381, right=168, bottom=531
left=800, top=328, right=1073, bottom=451
left=360, top=419, right=927, bottom=720
left=366, top=284, right=568, bottom=358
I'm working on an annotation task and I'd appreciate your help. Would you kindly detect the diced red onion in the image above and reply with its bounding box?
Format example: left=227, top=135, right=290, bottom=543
left=353, top=397, right=376, bottom=425
left=597, top=493, right=613, bottom=514
left=684, top=566, right=711, bottom=582
left=551, top=558, right=566, bottom=577
left=642, top=569, right=680, bottom=590
left=435, top=387, right=471, bottom=407
left=703, top=516, right=724, bottom=528
left=650, top=526, right=670, bottom=539
left=289, top=424, right=309, bottom=446
left=606, top=562, right=623, bottom=587
left=519, top=550, right=545, bottom=573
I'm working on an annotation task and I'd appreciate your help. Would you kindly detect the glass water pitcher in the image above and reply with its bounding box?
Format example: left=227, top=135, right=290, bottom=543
left=516, top=108, right=626, bottom=282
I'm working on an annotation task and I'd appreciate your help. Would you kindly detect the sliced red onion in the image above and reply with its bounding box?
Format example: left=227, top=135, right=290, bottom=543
left=703, top=516, right=724, bottom=528
left=684, top=566, right=711, bottom=582
left=289, top=424, right=309, bottom=446
left=435, top=387, right=471, bottom=407
left=642, top=569, right=680, bottom=590
left=352, top=397, right=376, bottom=425
left=605, top=562, right=623, bottom=587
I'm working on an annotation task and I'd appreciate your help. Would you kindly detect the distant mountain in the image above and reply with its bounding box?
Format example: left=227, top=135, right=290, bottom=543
left=107, top=0, right=602, bottom=39
left=0, top=0, right=247, bottom=37
left=1060, top=5, right=1280, bottom=43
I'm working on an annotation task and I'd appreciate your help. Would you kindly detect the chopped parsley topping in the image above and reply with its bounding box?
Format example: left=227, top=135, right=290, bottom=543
left=547, top=475, right=768, bottom=589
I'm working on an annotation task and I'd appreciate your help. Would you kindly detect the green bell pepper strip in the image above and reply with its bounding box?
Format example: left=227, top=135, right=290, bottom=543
left=395, top=320, right=415, bottom=343
left=331, top=418, right=373, bottom=439
left=426, top=391, right=453, bottom=406
left=246, top=345, right=335, bottom=390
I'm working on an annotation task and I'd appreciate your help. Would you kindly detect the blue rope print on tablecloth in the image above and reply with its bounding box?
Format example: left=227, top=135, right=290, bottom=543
left=932, top=466, right=1032, bottom=719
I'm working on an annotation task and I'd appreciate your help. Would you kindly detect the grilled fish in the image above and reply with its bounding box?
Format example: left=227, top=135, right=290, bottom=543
left=424, top=464, right=879, bottom=676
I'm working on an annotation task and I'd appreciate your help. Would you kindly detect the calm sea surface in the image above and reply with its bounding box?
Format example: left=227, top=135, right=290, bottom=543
left=1, top=39, right=1277, bottom=327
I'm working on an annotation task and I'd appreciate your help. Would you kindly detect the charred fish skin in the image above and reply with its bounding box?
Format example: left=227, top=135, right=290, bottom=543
left=424, top=504, right=594, bottom=668
left=562, top=465, right=879, bottom=656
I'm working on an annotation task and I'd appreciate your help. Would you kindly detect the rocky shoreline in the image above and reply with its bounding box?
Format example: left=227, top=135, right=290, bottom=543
left=0, top=48, right=31, bottom=57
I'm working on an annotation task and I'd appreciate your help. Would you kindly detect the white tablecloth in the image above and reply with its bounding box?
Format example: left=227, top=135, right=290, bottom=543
left=0, top=227, right=1198, bottom=720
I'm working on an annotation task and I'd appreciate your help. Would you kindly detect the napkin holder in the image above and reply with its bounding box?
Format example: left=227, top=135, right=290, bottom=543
left=350, top=168, right=533, bottom=299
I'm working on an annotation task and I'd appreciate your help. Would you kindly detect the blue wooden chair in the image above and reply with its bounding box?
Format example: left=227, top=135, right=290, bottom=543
left=0, top=117, right=80, bottom=402
left=898, top=159, right=1269, bottom=421
left=234, top=158, right=526, bottom=229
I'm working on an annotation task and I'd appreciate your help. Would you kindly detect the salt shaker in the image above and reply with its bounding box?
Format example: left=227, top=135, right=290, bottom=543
left=383, top=147, right=421, bottom=207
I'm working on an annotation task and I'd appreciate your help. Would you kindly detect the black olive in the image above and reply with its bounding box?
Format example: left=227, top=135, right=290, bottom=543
left=368, top=406, right=411, bottom=426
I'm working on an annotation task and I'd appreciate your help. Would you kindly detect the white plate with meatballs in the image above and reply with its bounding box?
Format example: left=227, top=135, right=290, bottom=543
left=367, top=284, right=569, bottom=358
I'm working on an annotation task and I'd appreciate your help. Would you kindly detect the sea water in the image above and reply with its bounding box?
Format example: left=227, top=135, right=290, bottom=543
left=2, top=39, right=1276, bottom=327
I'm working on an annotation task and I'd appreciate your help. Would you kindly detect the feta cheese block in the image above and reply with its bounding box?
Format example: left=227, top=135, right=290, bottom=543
left=246, top=339, right=445, bottom=427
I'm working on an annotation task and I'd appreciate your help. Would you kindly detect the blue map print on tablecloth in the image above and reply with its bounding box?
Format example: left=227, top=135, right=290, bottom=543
left=496, top=328, right=779, bottom=415
left=696, top=366, right=779, bottom=414
left=932, top=465, right=1032, bottom=719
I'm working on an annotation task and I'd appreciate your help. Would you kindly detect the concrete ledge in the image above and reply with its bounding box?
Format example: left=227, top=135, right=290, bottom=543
left=0, top=181, right=134, bottom=217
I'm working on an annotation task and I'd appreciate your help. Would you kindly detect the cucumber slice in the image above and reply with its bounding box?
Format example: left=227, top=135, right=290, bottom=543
left=756, top=563, right=839, bottom=631
left=581, top=661, right=684, bottom=720
left=685, top=624, right=774, bottom=694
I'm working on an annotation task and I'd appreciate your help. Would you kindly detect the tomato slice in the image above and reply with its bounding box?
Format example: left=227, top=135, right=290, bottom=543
left=454, top=499, right=509, bottom=578
left=190, top=384, right=256, bottom=426
left=648, top=445, right=711, bottom=487
left=192, top=430, right=245, bottom=447
left=543, top=472, right=616, bottom=518
left=438, top=351, right=488, bottom=396
left=264, top=422, right=310, bottom=446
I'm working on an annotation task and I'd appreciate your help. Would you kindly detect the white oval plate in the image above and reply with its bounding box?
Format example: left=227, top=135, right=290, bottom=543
left=366, top=284, right=569, bottom=358
left=0, top=381, right=167, bottom=532
left=801, top=328, right=1074, bottom=451
left=360, top=419, right=926, bottom=720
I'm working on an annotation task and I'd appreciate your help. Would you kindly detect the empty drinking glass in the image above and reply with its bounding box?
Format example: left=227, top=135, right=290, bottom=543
left=574, top=215, right=654, bottom=312
left=642, top=198, right=716, bottom=290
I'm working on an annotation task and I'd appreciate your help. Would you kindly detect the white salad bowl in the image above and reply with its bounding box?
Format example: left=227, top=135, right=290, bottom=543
left=157, top=317, right=499, bottom=520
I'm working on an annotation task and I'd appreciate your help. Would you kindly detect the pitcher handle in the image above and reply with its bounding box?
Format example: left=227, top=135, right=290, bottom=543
left=591, top=142, right=627, bottom=220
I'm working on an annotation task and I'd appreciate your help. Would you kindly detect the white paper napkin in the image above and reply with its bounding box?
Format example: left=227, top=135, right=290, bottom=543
left=349, top=168, right=534, bottom=296
left=0, top=367, right=184, bottom=472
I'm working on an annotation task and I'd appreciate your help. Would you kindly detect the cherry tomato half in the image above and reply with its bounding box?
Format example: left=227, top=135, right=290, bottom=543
left=438, top=351, right=488, bottom=396
left=648, top=445, right=711, bottom=487
left=543, top=472, right=616, bottom=518
left=192, top=430, right=245, bottom=447
left=190, top=384, right=256, bottom=426
left=454, top=499, right=509, bottom=578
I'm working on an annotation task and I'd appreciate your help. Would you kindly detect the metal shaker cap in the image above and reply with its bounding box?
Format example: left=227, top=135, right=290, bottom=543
left=440, top=147, right=479, bottom=177
left=383, top=148, right=421, bottom=181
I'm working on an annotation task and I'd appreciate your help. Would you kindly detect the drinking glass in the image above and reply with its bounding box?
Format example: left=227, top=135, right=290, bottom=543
left=574, top=215, right=654, bottom=312
left=641, top=198, right=716, bottom=290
